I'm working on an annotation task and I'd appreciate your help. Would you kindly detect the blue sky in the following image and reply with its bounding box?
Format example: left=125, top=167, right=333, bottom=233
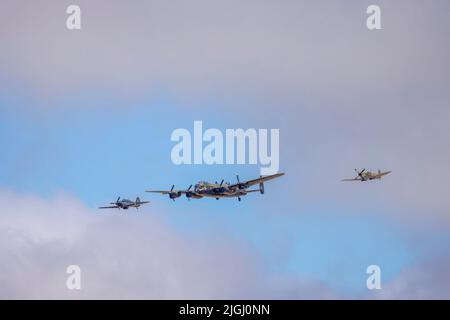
left=0, top=82, right=418, bottom=296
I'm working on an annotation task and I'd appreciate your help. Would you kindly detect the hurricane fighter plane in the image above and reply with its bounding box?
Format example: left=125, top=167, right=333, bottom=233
left=342, top=169, right=391, bottom=182
left=98, top=197, right=149, bottom=210
left=146, top=172, right=285, bottom=201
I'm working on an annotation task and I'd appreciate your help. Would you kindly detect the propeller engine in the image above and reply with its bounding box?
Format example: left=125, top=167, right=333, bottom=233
left=236, top=175, right=247, bottom=189
left=109, top=196, right=122, bottom=209
left=214, top=179, right=226, bottom=193
left=185, top=185, right=194, bottom=201
left=111, top=196, right=120, bottom=205
left=168, top=185, right=182, bottom=201
left=355, top=168, right=366, bottom=179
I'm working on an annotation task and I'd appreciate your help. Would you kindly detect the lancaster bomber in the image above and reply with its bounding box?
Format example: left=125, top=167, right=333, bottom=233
left=146, top=172, right=285, bottom=201
left=98, top=197, right=149, bottom=210
left=342, top=169, right=391, bottom=182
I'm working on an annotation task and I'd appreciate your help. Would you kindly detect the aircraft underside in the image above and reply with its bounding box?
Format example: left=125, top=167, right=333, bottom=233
left=199, top=190, right=249, bottom=198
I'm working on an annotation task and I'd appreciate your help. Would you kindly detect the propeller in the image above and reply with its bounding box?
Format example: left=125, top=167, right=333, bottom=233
left=111, top=196, right=121, bottom=205
left=169, top=184, right=182, bottom=201
left=355, top=168, right=365, bottom=178
left=169, top=185, right=175, bottom=201
left=213, top=179, right=226, bottom=193
left=236, top=175, right=246, bottom=189
left=186, top=185, right=193, bottom=201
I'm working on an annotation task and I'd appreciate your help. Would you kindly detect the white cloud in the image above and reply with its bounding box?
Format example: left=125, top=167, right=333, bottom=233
left=373, top=253, right=450, bottom=299
left=1, top=0, right=449, bottom=108
left=0, top=189, right=336, bottom=299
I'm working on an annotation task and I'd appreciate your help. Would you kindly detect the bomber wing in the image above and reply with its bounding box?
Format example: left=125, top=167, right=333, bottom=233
left=229, top=172, right=285, bottom=189
left=145, top=190, right=173, bottom=194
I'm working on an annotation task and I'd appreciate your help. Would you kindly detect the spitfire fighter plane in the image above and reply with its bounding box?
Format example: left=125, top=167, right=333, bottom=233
left=146, top=172, right=285, bottom=201
left=98, top=197, right=149, bottom=210
left=342, top=169, right=391, bottom=182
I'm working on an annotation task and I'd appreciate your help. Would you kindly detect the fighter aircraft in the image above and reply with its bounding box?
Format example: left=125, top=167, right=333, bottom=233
left=146, top=172, right=285, bottom=201
left=98, top=197, right=149, bottom=209
left=342, top=169, right=391, bottom=182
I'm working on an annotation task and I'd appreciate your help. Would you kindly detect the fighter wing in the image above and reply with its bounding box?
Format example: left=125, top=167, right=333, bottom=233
left=145, top=190, right=189, bottom=194
left=341, top=177, right=360, bottom=181
left=229, top=172, right=285, bottom=189
left=98, top=205, right=119, bottom=209
left=373, top=171, right=392, bottom=179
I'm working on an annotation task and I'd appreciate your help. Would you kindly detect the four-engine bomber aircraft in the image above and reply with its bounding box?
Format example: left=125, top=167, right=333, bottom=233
left=146, top=173, right=285, bottom=201
left=342, top=169, right=391, bottom=182
left=98, top=197, right=149, bottom=210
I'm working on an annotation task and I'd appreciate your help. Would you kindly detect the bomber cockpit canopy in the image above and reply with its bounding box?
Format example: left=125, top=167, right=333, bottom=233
left=195, top=181, right=214, bottom=191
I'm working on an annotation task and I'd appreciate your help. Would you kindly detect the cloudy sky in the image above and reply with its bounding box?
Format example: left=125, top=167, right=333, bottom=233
left=1, top=0, right=450, bottom=299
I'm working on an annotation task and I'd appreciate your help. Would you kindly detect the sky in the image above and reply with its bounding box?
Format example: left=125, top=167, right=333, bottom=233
left=1, top=0, right=450, bottom=299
